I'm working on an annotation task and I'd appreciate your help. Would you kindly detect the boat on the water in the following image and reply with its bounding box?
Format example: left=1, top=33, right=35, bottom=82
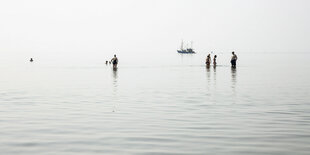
left=177, top=41, right=196, bottom=54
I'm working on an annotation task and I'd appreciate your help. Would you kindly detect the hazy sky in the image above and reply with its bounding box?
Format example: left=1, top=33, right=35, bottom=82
left=1, top=0, right=310, bottom=57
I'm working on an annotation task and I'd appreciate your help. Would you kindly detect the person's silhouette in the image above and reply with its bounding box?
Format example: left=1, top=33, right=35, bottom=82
left=111, top=54, right=118, bottom=69
left=231, top=52, right=238, bottom=68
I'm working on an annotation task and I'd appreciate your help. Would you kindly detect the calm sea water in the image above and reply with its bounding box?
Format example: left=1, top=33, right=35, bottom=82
left=0, top=51, right=310, bottom=154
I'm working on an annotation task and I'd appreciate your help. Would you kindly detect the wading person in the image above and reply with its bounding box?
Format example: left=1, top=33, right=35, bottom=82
left=213, top=55, right=217, bottom=66
left=206, top=54, right=211, bottom=66
left=30, top=58, right=33, bottom=62
left=111, top=54, right=118, bottom=68
left=231, top=52, right=237, bottom=68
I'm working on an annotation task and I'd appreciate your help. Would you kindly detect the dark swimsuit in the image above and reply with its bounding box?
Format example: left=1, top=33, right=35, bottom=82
left=206, top=58, right=211, bottom=65
left=112, top=59, right=118, bottom=65
left=231, top=60, right=236, bottom=66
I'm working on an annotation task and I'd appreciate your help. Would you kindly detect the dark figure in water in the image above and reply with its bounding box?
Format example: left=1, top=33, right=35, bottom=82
left=206, top=54, right=211, bottom=67
left=111, top=54, right=118, bottom=69
left=30, top=58, right=33, bottom=62
left=213, top=55, right=217, bottom=66
left=105, top=61, right=108, bottom=65
left=231, top=51, right=238, bottom=68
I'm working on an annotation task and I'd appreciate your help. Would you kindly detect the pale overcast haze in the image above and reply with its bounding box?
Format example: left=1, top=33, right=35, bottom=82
left=1, top=1, right=310, bottom=155
left=1, top=0, right=310, bottom=57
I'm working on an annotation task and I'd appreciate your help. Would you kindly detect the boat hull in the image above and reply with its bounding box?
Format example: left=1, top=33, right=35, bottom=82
left=177, top=50, right=196, bottom=54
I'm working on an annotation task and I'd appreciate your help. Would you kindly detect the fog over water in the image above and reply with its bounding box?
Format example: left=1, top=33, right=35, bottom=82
left=1, top=0, right=310, bottom=155
left=1, top=0, right=310, bottom=57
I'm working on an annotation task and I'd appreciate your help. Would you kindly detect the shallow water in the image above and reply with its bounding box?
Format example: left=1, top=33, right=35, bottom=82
left=1, top=52, right=310, bottom=154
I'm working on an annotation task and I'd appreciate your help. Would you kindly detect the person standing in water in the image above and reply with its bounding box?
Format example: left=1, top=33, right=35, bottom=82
left=213, top=55, right=217, bottom=66
left=111, top=54, right=118, bottom=68
left=206, top=54, right=211, bottom=66
left=30, top=58, right=33, bottom=62
left=231, top=51, right=238, bottom=68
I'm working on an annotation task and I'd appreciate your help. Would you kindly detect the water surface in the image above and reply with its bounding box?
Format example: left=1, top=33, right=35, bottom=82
left=1, top=52, right=310, bottom=154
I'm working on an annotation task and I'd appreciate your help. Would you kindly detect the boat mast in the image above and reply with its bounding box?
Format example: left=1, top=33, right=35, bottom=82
left=181, top=40, right=184, bottom=50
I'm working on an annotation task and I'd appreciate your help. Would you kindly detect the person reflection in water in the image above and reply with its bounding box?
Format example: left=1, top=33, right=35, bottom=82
left=206, top=54, right=211, bottom=67
left=111, top=54, right=118, bottom=69
left=231, top=51, right=238, bottom=68
left=113, top=67, right=118, bottom=72
left=231, top=66, right=237, bottom=86
left=113, top=67, right=118, bottom=77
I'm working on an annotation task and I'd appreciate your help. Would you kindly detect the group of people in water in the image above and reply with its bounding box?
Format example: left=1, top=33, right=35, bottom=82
left=107, top=52, right=237, bottom=70
left=206, top=51, right=238, bottom=68
left=30, top=52, right=237, bottom=68
left=105, top=54, right=118, bottom=69
left=29, top=55, right=119, bottom=69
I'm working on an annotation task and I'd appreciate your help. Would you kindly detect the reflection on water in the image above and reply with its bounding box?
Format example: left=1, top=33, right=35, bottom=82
left=112, top=67, right=118, bottom=87
left=206, top=65, right=211, bottom=88
left=112, top=68, right=118, bottom=93
left=231, top=67, right=237, bottom=89
left=231, top=67, right=237, bottom=104
left=112, top=67, right=118, bottom=112
left=213, top=65, right=216, bottom=88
